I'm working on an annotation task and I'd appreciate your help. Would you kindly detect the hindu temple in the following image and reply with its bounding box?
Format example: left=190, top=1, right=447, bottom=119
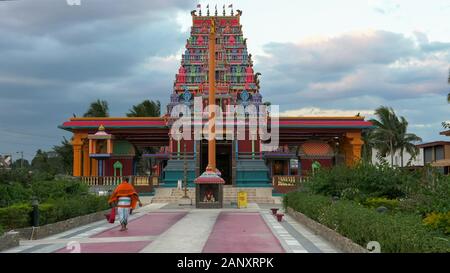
left=59, top=7, right=372, bottom=202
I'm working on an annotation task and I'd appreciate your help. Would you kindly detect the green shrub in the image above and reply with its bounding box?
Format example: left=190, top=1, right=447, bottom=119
left=0, top=183, right=32, bottom=207
left=303, top=163, right=450, bottom=216
left=38, top=203, right=60, bottom=226
left=285, top=192, right=450, bottom=253
left=0, top=195, right=109, bottom=230
left=303, top=163, right=409, bottom=200
left=0, top=225, right=4, bottom=235
left=423, top=212, right=450, bottom=235
left=30, top=180, right=89, bottom=202
left=363, top=197, right=399, bottom=211
left=0, top=204, right=32, bottom=230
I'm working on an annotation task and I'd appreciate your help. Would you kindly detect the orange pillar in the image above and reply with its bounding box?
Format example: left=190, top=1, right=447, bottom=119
left=91, top=159, right=98, bottom=176
left=343, top=131, right=364, bottom=166
left=72, top=134, right=83, bottom=177
left=82, top=144, right=91, bottom=176
left=206, top=18, right=217, bottom=172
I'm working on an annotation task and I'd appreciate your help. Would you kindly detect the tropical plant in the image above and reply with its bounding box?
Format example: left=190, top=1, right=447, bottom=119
left=447, top=68, right=450, bottom=103
left=369, top=107, right=399, bottom=166
left=53, top=137, right=73, bottom=175
left=396, top=116, right=422, bottom=167
left=369, top=106, right=422, bottom=167
left=83, top=99, right=109, bottom=117
left=126, top=100, right=161, bottom=117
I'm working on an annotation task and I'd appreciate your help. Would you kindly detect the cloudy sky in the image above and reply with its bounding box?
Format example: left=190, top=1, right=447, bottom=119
left=0, top=0, right=449, bottom=160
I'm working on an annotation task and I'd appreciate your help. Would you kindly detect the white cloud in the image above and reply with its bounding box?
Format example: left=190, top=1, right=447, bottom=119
left=280, top=107, right=374, bottom=117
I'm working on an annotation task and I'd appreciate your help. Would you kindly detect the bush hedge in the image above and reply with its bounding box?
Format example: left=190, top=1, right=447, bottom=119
left=284, top=192, right=450, bottom=253
left=0, top=195, right=109, bottom=231
left=363, top=197, right=399, bottom=211
left=303, top=163, right=450, bottom=215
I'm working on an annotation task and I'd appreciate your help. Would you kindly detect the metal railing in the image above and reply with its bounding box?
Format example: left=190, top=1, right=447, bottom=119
left=80, top=176, right=152, bottom=187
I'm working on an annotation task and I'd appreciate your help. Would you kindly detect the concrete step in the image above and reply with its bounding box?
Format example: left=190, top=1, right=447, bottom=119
left=151, top=187, right=275, bottom=204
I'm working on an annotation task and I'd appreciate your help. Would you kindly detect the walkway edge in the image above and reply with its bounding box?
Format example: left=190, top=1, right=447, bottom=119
left=286, top=207, right=368, bottom=253
left=14, top=209, right=110, bottom=241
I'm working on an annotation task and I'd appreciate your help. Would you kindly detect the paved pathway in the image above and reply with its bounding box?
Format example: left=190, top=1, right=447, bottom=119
left=2, top=203, right=340, bottom=253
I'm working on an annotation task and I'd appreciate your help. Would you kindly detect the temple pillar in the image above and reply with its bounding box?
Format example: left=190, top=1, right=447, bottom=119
left=342, top=131, right=364, bottom=166
left=91, top=159, right=98, bottom=176
left=72, top=134, right=84, bottom=177
left=82, top=144, right=91, bottom=176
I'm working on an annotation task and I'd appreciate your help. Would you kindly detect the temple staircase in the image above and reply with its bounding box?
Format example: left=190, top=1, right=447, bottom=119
left=151, top=186, right=275, bottom=204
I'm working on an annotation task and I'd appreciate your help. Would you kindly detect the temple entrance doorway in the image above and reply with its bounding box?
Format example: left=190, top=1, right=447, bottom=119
left=201, top=140, right=232, bottom=185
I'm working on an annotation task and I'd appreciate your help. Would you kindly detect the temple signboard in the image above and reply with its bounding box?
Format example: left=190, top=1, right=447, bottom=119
left=272, top=175, right=304, bottom=194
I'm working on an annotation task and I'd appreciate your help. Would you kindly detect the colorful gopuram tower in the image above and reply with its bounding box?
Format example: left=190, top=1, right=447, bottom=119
left=163, top=8, right=270, bottom=188
left=167, top=9, right=262, bottom=114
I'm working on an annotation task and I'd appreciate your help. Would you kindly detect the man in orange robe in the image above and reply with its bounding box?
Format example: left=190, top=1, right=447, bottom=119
left=108, top=178, right=142, bottom=231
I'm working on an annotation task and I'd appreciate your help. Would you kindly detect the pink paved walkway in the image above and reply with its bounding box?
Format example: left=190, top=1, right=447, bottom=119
left=54, top=212, right=187, bottom=253
left=56, top=241, right=150, bottom=253
left=93, top=212, right=187, bottom=238
left=202, top=212, right=285, bottom=253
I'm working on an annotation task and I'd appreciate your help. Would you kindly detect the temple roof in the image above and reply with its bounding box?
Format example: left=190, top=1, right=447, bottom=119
left=59, top=116, right=373, bottom=131
left=278, top=117, right=373, bottom=129
left=59, top=117, right=167, bottom=131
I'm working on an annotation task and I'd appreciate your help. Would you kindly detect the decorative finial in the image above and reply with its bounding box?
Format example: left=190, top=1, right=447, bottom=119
left=215, top=4, right=218, bottom=16
left=196, top=3, right=201, bottom=16
left=210, top=18, right=215, bottom=34
left=207, top=4, right=210, bottom=16
left=98, top=124, right=105, bottom=131
left=223, top=4, right=226, bottom=16
left=229, top=4, right=233, bottom=16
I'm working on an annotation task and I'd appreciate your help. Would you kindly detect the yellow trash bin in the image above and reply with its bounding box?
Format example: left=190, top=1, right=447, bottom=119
left=237, top=191, right=247, bottom=208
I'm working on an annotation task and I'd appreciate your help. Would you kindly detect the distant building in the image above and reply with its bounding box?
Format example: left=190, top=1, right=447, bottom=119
left=417, top=141, right=450, bottom=174
left=46, top=151, right=59, bottom=158
left=371, top=148, right=423, bottom=167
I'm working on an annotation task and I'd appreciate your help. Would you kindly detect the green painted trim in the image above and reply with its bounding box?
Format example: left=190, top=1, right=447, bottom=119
left=235, top=183, right=272, bottom=188
left=272, top=192, right=285, bottom=197
left=279, top=125, right=375, bottom=129
left=138, top=192, right=155, bottom=197
left=58, top=126, right=168, bottom=130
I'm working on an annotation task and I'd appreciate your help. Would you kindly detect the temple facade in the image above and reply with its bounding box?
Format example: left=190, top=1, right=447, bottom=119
left=60, top=9, right=372, bottom=195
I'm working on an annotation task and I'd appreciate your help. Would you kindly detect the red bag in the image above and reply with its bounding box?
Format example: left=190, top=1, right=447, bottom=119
left=105, top=207, right=116, bottom=224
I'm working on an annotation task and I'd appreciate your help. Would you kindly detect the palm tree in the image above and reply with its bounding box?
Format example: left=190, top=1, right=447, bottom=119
left=83, top=99, right=109, bottom=117
left=370, top=106, right=422, bottom=167
left=126, top=100, right=161, bottom=117
left=369, top=107, right=398, bottom=166
left=397, top=116, right=422, bottom=167
left=361, top=130, right=376, bottom=163
left=447, top=68, right=450, bottom=102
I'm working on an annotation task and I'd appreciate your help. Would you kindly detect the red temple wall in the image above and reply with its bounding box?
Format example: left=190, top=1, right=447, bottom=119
left=300, top=158, right=333, bottom=176
left=104, top=157, right=134, bottom=176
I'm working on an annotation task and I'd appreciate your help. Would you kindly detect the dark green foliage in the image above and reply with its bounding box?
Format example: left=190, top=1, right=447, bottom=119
left=53, top=137, right=73, bottom=175
left=303, top=163, right=410, bottom=200
left=285, top=192, right=450, bottom=253
left=0, top=183, right=32, bottom=207
left=0, top=196, right=109, bottom=230
left=0, top=204, right=33, bottom=230
left=39, top=196, right=109, bottom=225
left=30, top=180, right=89, bottom=203
left=126, top=99, right=161, bottom=117
left=83, top=99, right=109, bottom=117
left=303, top=163, right=450, bottom=215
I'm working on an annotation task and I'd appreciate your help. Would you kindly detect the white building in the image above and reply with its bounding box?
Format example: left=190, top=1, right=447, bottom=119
left=371, top=147, right=423, bottom=167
